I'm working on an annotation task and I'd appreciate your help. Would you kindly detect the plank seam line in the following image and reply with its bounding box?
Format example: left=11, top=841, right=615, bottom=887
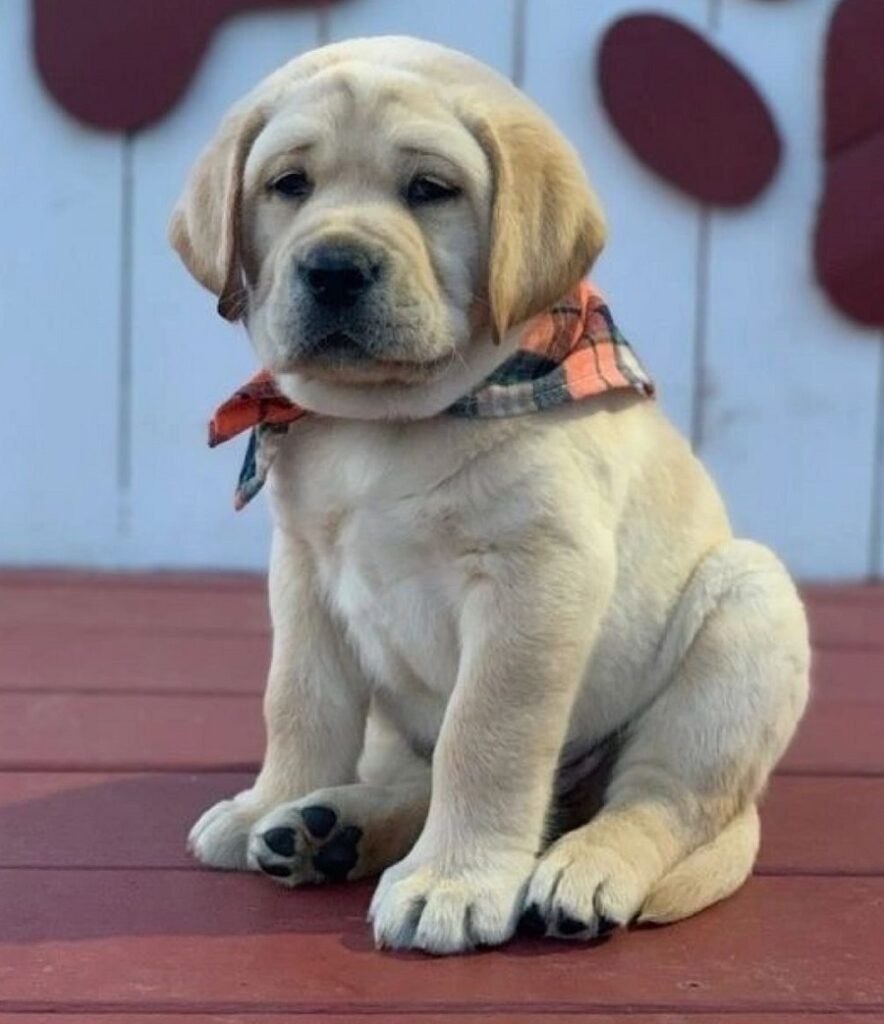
left=0, top=571, right=865, bottom=597
left=0, top=767, right=876, bottom=778
left=0, top=627, right=271, bottom=639
left=0, top=766, right=881, bottom=778
left=0, top=767, right=255, bottom=776
left=0, top=681, right=870, bottom=696
left=3, top=630, right=872, bottom=646
left=0, top=574, right=264, bottom=590
left=511, top=0, right=526, bottom=87
left=0, top=1001, right=882, bottom=1016
left=813, top=640, right=884, bottom=649
left=0, top=864, right=881, bottom=877
left=0, top=631, right=866, bottom=642
left=689, top=206, right=711, bottom=453
left=0, top=765, right=262, bottom=775
left=689, top=0, right=718, bottom=454
left=316, top=5, right=330, bottom=45
left=0, top=687, right=265, bottom=697
left=806, top=594, right=884, bottom=606
left=868, top=340, right=884, bottom=580
left=0, top=624, right=271, bottom=636
left=6, top=578, right=877, bottom=599
left=755, top=868, right=884, bottom=877
left=116, top=133, right=134, bottom=542
left=0, top=582, right=264, bottom=592
left=0, top=693, right=260, bottom=703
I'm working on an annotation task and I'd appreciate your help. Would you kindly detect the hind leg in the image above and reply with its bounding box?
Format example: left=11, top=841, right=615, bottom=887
left=524, top=540, right=809, bottom=939
left=249, top=707, right=431, bottom=885
left=247, top=777, right=429, bottom=884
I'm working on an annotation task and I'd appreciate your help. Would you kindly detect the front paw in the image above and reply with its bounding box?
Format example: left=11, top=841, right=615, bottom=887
left=187, top=790, right=263, bottom=870
left=369, top=850, right=534, bottom=955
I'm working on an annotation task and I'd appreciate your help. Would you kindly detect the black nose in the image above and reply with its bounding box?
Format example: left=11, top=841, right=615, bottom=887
left=298, top=245, right=381, bottom=308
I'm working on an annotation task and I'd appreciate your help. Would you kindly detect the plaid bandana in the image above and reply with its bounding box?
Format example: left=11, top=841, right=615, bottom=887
left=210, top=280, right=654, bottom=509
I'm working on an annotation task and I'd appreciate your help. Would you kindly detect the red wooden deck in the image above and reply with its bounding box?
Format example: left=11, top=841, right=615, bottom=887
left=1, top=570, right=882, bottom=1021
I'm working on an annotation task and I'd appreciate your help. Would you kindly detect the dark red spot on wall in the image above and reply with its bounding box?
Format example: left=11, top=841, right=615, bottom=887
left=814, top=0, right=884, bottom=327
left=597, top=14, right=781, bottom=206
left=32, top=0, right=334, bottom=132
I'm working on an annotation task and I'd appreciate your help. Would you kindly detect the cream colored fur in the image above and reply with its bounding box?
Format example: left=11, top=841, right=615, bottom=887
left=173, top=37, right=810, bottom=955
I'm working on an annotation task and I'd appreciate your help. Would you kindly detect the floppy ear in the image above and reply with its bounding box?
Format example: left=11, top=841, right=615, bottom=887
left=471, top=107, right=606, bottom=342
left=168, top=105, right=266, bottom=321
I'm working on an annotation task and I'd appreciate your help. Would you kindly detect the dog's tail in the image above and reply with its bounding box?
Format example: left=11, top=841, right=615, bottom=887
left=638, top=803, right=760, bottom=924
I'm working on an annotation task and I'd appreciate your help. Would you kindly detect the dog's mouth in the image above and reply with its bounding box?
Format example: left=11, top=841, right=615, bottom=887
left=286, top=330, right=454, bottom=385
left=309, top=330, right=366, bottom=363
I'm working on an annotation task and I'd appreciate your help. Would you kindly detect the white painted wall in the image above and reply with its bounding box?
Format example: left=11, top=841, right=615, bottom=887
left=2, top=0, right=881, bottom=579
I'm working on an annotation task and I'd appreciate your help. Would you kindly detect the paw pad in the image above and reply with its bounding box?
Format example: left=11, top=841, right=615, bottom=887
left=256, top=857, right=292, bottom=878
left=313, top=825, right=362, bottom=882
left=300, top=805, right=338, bottom=839
left=262, top=826, right=296, bottom=857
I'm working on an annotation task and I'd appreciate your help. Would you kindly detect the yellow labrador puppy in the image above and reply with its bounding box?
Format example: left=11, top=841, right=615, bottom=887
left=172, top=36, right=809, bottom=954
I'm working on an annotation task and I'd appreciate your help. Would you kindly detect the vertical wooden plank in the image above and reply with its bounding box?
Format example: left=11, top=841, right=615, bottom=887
left=0, top=0, right=123, bottom=566
left=700, top=0, right=881, bottom=579
left=522, top=0, right=710, bottom=439
left=126, top=10, right=322, bottom=569
left=326, top=0, right=516, bottom=74
left=875, top=350, right=884, bottom=579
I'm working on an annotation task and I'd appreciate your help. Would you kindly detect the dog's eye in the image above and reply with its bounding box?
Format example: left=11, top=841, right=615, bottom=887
left=268, top=171, right=312, bottom=199
left=405, top=175, right=461, bottom=207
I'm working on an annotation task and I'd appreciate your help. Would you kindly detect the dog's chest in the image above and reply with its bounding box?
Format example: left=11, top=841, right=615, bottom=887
left=319, top=510, right=462, bottom=699
left=269, top=420, right=493, bottom=700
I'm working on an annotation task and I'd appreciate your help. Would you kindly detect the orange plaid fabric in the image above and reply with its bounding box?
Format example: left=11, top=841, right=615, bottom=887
left=447, top=280, right=653, bottom=417
left=209, top=370, right=305, bottom=449
left=210, top=280, right=655, bottom=508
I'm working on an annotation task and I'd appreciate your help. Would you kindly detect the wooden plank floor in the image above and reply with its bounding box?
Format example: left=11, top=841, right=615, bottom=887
left=1, top=572, right=882, bottom=1020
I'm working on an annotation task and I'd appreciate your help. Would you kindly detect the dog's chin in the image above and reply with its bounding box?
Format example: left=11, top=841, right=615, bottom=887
left=274, top=332, right=455, bottom=387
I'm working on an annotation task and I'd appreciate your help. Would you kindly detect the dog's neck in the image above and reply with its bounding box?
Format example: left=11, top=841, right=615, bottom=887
left=210, top=282, right=655, bottom=509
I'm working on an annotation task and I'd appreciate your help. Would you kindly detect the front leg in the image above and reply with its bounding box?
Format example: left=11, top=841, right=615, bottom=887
left=188, top=528, right=368, bottom=869
left=370, top=540, right=613, bottom=954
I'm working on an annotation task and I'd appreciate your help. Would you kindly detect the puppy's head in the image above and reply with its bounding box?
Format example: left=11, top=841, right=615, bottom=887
left=170, top=37, right=605, bottom=412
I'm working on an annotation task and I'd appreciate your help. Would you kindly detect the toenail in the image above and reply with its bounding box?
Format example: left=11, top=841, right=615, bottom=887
left=596, top=914, right=618, bottom=937
left=517, top=904, right=547, bottom=938
left=557, top=911, right=589, bottom=936
left=300, top=805, right=337, bottom=839
left=257, top=856, right=292, bottom=878
left=313, top=825, right=361, bottom=881
left=262, top=826, right=296, bottom=857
